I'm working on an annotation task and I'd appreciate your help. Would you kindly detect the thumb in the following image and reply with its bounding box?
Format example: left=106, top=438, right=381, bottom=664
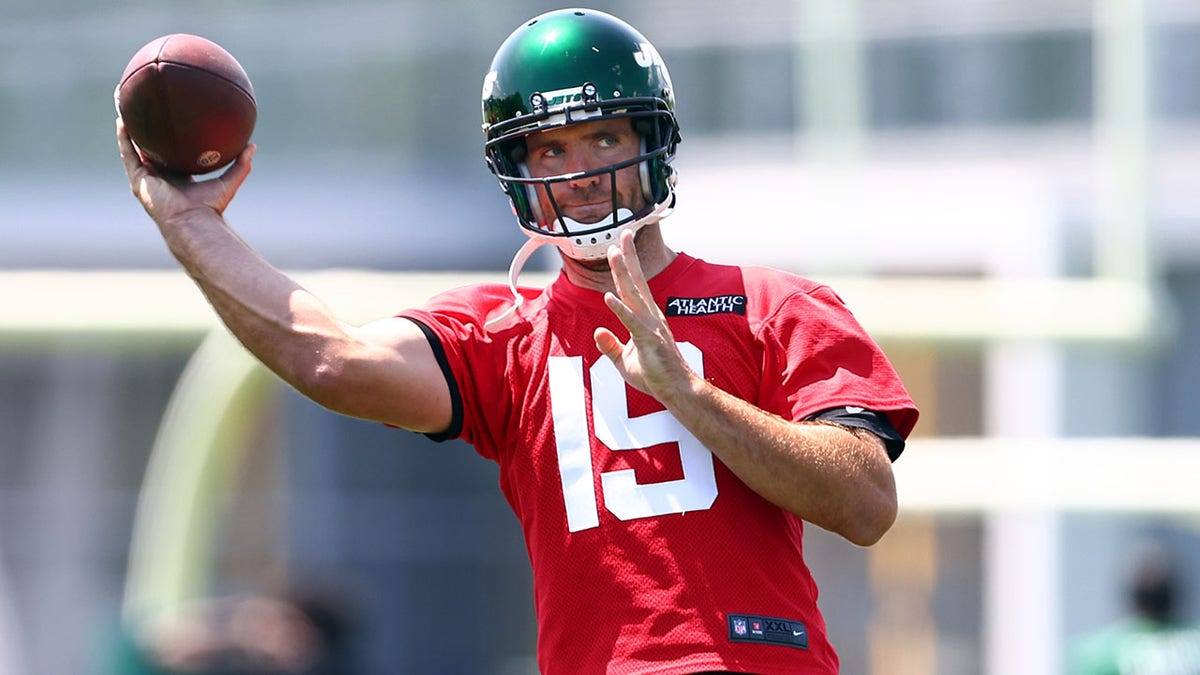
left=594, top=327, right=623, bottom=362
left=219, top=143, right=255, bottom=191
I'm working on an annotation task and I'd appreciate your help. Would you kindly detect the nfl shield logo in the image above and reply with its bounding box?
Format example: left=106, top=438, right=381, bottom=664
left=733, top=618, right=748, bottom=636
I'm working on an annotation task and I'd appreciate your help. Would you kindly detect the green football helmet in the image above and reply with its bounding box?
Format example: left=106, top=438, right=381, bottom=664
left=482, top=8, right=681, bottom=261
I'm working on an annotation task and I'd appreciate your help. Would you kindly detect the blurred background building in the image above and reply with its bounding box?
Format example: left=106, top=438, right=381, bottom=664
left=0, top=0, right=1199, bottom=673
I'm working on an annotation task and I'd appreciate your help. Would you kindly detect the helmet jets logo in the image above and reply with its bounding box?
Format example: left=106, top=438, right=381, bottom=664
left=633, top=41, right=665, bottom=69
left=533, top=87, right=584, bottom=111
left=533, top=86, right=598, bottom=111
left=532, top=85, right=602, bottom=126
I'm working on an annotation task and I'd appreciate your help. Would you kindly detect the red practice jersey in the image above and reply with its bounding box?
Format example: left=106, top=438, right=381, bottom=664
left=400, top=253, right=918, bottom=675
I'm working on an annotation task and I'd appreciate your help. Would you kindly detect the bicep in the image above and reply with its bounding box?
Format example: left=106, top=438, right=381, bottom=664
left=326, top=316, right=453, bottom=433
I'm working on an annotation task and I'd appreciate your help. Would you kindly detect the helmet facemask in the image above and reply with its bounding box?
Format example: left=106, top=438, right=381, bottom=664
left=486, top=98, right=678, bottom=261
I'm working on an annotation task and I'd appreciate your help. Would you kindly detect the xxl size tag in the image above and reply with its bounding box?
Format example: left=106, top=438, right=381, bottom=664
left=727, top=613, right=809, bottom=650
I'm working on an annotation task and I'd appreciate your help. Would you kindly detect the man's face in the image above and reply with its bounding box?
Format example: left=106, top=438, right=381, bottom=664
left=523, top=117, right=648, bottom=229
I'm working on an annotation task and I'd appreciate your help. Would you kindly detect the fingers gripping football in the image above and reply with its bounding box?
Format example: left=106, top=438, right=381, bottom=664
left=117, top=118, right=254, bottom=223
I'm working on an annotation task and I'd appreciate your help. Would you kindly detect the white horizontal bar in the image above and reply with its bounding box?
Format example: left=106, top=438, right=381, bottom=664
left=0, top=270, right=1169, bottom=347
left=896, top=437, right=1200, bottom=514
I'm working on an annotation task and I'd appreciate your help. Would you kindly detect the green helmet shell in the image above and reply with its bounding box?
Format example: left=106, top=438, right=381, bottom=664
left=482, top=8, right=681, bottom=252
left=482, top=8, right=675, bottom=132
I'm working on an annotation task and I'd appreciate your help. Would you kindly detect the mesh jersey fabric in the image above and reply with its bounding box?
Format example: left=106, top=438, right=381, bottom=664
left=399, top=253, right=918, bottom=675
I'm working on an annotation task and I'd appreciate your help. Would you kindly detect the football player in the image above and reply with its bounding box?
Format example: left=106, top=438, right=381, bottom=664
left=118, top=8, right=918, bottom=674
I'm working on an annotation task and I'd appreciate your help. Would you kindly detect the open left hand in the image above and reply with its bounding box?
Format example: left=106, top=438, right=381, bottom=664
left=593, top=229, right=696, bottom=403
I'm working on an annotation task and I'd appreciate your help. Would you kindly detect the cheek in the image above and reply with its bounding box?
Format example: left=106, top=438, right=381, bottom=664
left=537, top=182, right=566, bottom=209
left=616, top=165, right=646, bottom=205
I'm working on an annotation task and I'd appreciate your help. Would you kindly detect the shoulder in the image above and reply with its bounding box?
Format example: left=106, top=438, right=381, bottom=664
left=670, top=255, right=847, bottom=327
left=682, top=256, right=826, bottom=298
left=418, top=282, right=547, bottom=328
left=424, top=282, right=516, bottom=315
left=699, top=259, right=839, bottom=322
left=739, top=264, right=828, bottom=299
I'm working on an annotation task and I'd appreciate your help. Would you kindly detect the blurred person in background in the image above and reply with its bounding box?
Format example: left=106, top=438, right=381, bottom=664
left=1070, top=543, right=1200, bottom=675
left=107, top=588, right=358, bottom=675
left=117, top=7, right=917, bottom=674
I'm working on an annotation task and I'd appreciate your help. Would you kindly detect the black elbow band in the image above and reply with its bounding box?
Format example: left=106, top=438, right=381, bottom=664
left=805, top=406, right=906, bottom=461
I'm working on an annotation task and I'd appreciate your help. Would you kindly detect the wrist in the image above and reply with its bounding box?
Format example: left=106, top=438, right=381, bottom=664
left=656, top=367, right=710, bottom=412
left=164, top=203, right=223, bottom=229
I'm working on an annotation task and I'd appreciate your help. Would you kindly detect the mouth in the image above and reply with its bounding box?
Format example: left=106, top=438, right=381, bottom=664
left=561, top=202, right=613, bottom=224
left=553, top=207, right=635, bottom=234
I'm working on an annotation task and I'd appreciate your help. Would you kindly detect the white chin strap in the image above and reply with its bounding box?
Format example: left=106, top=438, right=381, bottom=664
left=483, top=199, right=674, bottom=332
left=553, top=208, right=634, bottom=260
left=484, top=236, right=545, bottom=331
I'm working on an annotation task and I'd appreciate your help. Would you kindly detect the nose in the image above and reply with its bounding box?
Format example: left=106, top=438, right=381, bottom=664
left=564, top=148, right=602, bottom=190
left=567, top=172, right=601, bottom=191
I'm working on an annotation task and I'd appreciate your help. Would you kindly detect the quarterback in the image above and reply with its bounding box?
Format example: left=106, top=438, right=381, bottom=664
left=119, top=8, right=918, bottom=674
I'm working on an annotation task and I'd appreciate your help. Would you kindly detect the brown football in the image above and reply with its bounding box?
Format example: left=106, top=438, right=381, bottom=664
left=116, top=34, right=256, bottom=175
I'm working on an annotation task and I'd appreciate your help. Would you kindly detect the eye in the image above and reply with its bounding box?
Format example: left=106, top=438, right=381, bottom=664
left=597, top=134, right=619, bottom=148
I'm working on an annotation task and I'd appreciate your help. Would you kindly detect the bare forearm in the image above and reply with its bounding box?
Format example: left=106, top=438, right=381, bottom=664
left=151, top=210, right=450, bottom=432
left=160, top=209, right=347, bottom=393
left=661, top=374, right=897, bottom=546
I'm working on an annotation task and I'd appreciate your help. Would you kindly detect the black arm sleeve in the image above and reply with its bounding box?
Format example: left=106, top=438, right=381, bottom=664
left=804, top=406, right=906, bottom=461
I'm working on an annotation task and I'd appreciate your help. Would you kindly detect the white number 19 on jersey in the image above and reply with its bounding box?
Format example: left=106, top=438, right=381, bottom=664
left=548, top=343, right=719, bottom=533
